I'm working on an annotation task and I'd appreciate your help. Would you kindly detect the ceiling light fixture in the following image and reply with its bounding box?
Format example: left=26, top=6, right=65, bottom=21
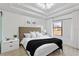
left=36, top=3, right=54, bottom=9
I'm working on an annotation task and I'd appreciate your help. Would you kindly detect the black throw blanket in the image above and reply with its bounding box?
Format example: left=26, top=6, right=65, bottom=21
left=26, top=38, right=63, bottom=56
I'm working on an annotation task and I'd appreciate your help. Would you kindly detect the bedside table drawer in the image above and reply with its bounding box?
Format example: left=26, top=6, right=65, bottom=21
left=2, top=40, right=19, bottom=53
left=8, top=41, right=19, bottom=45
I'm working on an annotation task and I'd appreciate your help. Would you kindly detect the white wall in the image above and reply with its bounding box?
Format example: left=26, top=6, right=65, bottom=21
left=46, top=10, right=79, bottom=49
left=2, top=11, right=46, bottom=41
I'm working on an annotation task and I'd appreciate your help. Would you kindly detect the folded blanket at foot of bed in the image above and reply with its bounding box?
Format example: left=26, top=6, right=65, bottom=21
left=26, top=38, right=63, bottom=56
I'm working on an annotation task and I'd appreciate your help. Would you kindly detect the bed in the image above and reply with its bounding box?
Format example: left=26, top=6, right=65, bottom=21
left=19, top=27, right=63, bottom=56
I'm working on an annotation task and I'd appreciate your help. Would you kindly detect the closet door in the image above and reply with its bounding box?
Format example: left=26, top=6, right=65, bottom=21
left=0, top=12, right=2, bottom=53
left=63, top=19, right=72, bottom=46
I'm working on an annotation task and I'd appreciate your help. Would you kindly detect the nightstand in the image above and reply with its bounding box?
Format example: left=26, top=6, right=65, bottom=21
left=1, top=39, right=19, bottom=53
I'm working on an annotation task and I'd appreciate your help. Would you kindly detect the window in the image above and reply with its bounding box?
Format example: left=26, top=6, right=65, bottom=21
left=53, top=21, right=63, bottom=36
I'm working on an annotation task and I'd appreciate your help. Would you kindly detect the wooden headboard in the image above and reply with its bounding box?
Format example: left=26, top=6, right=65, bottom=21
left=19, top=27, right=41, bottom=42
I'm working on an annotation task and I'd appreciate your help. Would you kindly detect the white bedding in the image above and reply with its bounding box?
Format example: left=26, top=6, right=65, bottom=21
left=21, top=36, right=59, bottom=56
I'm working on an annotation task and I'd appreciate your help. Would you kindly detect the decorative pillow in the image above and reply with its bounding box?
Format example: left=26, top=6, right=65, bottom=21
left=24, top=33, right=31, bottom=38
left=35, top=32, right=40, bottom=36
left=36, top=32, right=43, bottom=37
left=30, top=32, right=37, bottom=38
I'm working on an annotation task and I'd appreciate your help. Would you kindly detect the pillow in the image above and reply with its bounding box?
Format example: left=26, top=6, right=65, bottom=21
left=35, top=32, right=40, bottom=36
left=36, top=32, right=43, bottom=37
left=30, top=32, right=37, bottom=38
left=24, top=33, right=31, bottom=38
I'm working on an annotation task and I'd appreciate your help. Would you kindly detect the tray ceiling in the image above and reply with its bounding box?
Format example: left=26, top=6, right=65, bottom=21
left=0, top=3, right=79, bottom=19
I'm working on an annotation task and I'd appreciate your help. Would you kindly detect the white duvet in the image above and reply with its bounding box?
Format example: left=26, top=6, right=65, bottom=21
left=21, top=36, right=59, bottom=56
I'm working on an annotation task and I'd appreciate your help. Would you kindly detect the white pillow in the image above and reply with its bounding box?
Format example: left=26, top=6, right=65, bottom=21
left=30, top=32, right=37, bottom=38
left=36, top=32, right=43, bottom=37
left=24, top=33, right=31, bottom=38
left=36, top=32, right=40, bottom=36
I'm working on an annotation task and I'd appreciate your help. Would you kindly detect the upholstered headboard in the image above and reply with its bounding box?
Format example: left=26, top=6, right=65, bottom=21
left=19, top=27, right=41, bottom=42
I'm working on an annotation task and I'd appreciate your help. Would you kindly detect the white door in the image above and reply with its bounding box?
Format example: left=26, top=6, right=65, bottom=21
left=63, top=19, right=72, bottom=46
